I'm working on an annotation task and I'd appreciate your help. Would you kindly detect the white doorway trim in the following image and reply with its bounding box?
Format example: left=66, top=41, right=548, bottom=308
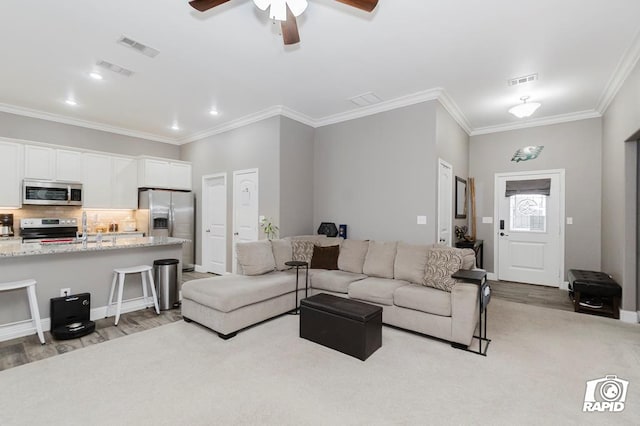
left=201, top=172, right=227, bottom=274
left=437, top=158, right=454, bottom=246
left=493, top=169, right=566, bottom=286
left=232, top=168, right=259, bottom=274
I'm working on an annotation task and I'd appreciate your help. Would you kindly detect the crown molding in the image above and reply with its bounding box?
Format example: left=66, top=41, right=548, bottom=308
left=436, top=90, right=472, bottom=134
left=596, top=29, right=640, bottom=114
left=0, top=102, right=178, bottom=145
left=470, top=110, right=602, bottom=136
left=278, top=106, right=316, bottom=128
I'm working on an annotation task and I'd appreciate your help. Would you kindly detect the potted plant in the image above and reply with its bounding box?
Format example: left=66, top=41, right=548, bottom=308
left=260, top=217, right=279, bottom=240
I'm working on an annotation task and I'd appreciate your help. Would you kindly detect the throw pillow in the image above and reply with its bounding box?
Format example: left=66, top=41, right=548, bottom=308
left=310, top=245, right=340, bottom=270
left=362, top=241, right=398, bottom=279
left=394, top=242, right=429, bottom=284
left=431, top=244, right=476, bottom=270
left=422, top=248, right=463, bottom=292
left=337, top=240, right=370, bottom=274
left=292, top=240, right=315, bottom=264
left=236, top=240, right=276, bottom=276
left=271, top=239, right=293, bottom=271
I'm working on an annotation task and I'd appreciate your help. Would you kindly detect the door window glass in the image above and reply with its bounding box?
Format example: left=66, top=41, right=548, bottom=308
left=509, top=194, right=547, bottom=232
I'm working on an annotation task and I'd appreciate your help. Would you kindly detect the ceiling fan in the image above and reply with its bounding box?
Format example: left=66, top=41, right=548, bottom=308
left=188, top=0, right=379, bottom=45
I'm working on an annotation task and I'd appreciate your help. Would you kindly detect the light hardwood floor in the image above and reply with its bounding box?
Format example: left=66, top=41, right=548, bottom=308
left=1, top=274, right=572, bottom=371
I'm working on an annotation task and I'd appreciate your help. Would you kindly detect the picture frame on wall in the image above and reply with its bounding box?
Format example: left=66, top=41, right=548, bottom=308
left=455, top=176, right=467, bottom=219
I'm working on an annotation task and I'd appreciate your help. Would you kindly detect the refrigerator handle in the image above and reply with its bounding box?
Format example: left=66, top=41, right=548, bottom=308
left=169, top=204, right=174, bottom=237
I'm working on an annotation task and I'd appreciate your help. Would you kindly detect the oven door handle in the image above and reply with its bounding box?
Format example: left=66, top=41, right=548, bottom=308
left=67, top=185, right=71, bottom=202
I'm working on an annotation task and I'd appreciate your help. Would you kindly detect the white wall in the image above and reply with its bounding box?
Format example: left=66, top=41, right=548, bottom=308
left=602, top=59, right=640, bottom=313
left=313, top=101, right=439, bottom=244
left=469, top=118, right=602, bottom=279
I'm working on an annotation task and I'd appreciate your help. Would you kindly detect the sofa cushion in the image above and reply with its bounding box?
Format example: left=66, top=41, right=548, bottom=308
left=310, top=245, right=340, bottom=270
left=338, top=240, right=370, bottom=274
left=394, top=284, right=452, bottom=317
left=311, top=270, right=367, bottom=294
left=317, top=237, right=344, bottom=247
left=236, top=240, right=276, bottom=276
left=362, top=241, right=397, bottom=279
left=348, top=277, right=409, bottom=306
left=181, top=272, right=296, bottom=313
left=394, top=243, right=429, bottom=284
left=292, top=240, right=315, bottom=264
left=423, top=248, right=463, bottom=292
left=271, top=239, right=293, bottom=271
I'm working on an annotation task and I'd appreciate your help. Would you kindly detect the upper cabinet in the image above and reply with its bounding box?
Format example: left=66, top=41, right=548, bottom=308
left=138, top=157, right=192, bottom=190
left=0, top=141, right=23, bottom=207
left=24, top=145, right=55, bottom=180
left=55, top=149, right=83, bottom=182
left=83, top=154, right=138, bottom=209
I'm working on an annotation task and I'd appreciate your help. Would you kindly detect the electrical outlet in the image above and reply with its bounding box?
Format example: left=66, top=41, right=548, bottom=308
left=60, top=288, right=71, bottom=297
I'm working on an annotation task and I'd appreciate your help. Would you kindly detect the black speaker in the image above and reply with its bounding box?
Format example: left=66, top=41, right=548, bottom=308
left=50, top=293, right=95, bottom=340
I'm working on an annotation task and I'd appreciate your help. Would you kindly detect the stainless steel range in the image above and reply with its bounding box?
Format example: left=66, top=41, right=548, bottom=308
left=20, top=218, right=78, bottom=244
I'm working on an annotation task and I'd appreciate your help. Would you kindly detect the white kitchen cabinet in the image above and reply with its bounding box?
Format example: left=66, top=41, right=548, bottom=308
left=138, top=157, right=192, bottom=190
left=24, top=145, right=55, bottom=180
left=0, top=141, right=23, bottom=207
left=82, top=153, right=112, bottom=208
left=111, top=157, right=138, bottom=209
left=55, top=149, right=83, bottom=182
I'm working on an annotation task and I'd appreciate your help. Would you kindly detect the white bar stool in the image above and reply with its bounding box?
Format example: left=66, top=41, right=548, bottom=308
left=106, top=265, right=160, bottom=326
left=0, top=279, right=45, bottom=344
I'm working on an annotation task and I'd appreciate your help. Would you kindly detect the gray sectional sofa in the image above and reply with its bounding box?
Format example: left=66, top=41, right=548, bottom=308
left=182, top=236, right=481, bottom=348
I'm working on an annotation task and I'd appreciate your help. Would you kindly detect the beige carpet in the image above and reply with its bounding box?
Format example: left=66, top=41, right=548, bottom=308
left=0, top=299, right=638, bottom=425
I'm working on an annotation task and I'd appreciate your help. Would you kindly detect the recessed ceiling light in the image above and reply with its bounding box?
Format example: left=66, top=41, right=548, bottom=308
left=65, top=99, right=77, bottom=106
left=171, top=124, right=180, bottom=131
left=209, top=109, right=219, bottom=116
left=89, top=72, right=103, bottom=80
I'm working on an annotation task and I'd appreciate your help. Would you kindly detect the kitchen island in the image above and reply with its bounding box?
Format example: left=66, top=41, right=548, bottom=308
left=0, top=237, right=186, bottom=342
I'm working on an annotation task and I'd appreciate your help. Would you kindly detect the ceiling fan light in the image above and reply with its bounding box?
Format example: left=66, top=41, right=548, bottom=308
left=253, top=0, right=270, bottom=11
left=287, top=0, right=308, bottom=17
left=508, top=97, right=541, bottom=118
left=269, top=0, right=287, bottom=21
left=254, top=0, right=307, bottom=20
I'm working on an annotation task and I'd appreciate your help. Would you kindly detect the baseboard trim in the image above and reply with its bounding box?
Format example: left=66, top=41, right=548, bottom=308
left=0, top=297, right=154, bottom=342
left=487, top=272, right=497, bottom=280
left=619, top=310, right=639, bottom=323
left=194, top=264, right=207, bottom=273
left=559, top=281, right=569, bottom=291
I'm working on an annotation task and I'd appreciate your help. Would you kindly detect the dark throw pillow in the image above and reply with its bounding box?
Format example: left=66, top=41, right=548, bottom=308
left=310, top=245, right=340, bottom=270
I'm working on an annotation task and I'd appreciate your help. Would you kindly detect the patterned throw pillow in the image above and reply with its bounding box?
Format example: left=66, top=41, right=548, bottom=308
left=422, top=248, right=463, bottom=292
left=292, top=240, right=315, bottom=264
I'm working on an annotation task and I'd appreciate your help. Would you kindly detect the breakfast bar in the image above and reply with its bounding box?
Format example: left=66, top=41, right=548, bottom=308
left=0, top=237, right=186, bottom=341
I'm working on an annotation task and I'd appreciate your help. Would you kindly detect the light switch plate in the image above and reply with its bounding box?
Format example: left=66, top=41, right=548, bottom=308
left=566, top=217, right=573, bottom=225
left=482, top=217, right=493, bottom=224
left=417, top=215, right=427, bottom=225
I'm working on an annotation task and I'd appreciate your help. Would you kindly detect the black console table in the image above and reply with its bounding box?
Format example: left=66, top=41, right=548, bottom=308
left=455, top=239, right=484, bottom=269
left=451, top=269, right=491, bottom=356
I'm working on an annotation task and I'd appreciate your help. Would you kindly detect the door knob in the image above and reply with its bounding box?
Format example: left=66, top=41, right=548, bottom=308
left=234, top=232, right=239, bottom=236
left=500, top=232, right=509, bottom=236
left=205, top=229, right=210, bottom=233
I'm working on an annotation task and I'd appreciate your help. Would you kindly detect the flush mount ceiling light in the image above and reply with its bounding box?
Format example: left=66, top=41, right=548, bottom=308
left=508, top=96, right=541, bottom=118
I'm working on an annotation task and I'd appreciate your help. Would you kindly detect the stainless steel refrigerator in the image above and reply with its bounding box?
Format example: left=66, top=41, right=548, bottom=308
left=138, top=189, right=195, bottom=271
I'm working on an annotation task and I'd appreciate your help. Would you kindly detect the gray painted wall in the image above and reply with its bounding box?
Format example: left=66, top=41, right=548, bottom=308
left=180, top=117, right=281, bottom=270
left=469, top=118, right=602, bottom=280
left=602, top=59, right=640, bottom=313
left=436, top=103, right=470, bottom=234
left=0, top=111, right=179, bottom=158
left=313, top=101, right=438, bottom=244
left=279, top=117, right=315, bottom=237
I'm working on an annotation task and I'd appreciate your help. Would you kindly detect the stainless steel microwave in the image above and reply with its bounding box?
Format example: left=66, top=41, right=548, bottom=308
left=23, top=179, right=83, bottom=206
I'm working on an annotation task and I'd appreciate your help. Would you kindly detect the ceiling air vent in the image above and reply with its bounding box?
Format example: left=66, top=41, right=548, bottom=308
left=117, top=36, right=160, bottom=58
left=350, top=92, right=383, bottom=107
left=508, top=73, right=538, bottom=87
left=96, top=60, right=135, bottom=77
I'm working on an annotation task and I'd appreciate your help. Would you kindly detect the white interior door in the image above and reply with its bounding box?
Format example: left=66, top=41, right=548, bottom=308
left=496, top=170, right=564, bottom=286
left=437, top=159, right=453, bottom=246
left=232, top=169, right=259, bottom=273
left=202, top=174, right=227, bottom=274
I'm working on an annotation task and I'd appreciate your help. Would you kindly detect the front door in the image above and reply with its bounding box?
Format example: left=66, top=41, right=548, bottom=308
left=496, top=170, right=564, bottom=286
left=202, top=174, right=226, bottom=274
left=232, top=169, right=259, bottom=273
left=437, top=159, right=453, bottom=246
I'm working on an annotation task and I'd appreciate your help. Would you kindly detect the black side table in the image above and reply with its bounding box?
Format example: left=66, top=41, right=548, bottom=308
left=451, top=269, right=491, bottom=356
left=285, top=260, right=309, bottom=314
left=455, top=239, right=484, bottom=269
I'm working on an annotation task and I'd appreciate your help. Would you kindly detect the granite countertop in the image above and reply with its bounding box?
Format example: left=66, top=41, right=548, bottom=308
left=0, top=237, right=187, bottom=258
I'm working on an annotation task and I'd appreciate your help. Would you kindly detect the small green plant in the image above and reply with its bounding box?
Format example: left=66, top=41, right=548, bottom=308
left=260, top=217, right=279, bottom=240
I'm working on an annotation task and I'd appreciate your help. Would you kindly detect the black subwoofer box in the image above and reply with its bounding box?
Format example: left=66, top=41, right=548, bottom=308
left=50, top=293, right=95, bottom=340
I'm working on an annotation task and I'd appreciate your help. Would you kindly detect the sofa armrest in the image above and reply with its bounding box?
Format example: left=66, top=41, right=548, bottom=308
left=450, top=282, right=479, bottom=346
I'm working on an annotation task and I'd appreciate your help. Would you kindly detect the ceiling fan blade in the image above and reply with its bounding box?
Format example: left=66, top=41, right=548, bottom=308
left=188, top=0, right=231, bottom=12
left=335, top=0, right=378, bottom=12
left=281, top=6, right=300, bottom=45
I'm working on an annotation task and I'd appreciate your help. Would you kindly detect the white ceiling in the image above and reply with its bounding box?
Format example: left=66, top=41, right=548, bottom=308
left=1, top=0, right=639, bottom=144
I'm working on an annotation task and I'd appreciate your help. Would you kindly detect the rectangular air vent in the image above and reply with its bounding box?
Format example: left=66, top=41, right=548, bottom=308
left=350, top=92, right=383, bottom=107
left=117, top=36, right=160, bottom=58
left=96, top=60, right=135, bottom=77
left=508, top=73, right=538, bottom=87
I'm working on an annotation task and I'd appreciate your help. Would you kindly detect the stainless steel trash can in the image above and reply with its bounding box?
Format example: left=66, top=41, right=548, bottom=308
left=154, top=259, right=180, bottom=310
